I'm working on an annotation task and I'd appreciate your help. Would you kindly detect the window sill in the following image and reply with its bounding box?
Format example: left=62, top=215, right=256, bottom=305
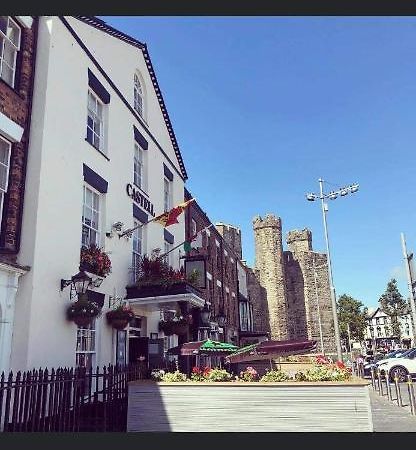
left=85, top=138, right=110, bottom=161
left=133, top=182, right=149, bottom=198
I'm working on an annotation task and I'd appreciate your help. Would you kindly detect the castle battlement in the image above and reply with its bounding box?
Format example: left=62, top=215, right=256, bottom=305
left=253, top=214, right=281, bottom=230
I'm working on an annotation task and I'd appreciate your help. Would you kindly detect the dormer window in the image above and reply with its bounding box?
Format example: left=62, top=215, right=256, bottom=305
left=134, top=73, right=144, bottom=118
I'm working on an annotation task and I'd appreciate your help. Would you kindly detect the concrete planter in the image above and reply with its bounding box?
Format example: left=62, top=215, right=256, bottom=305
left=127, top=379, right=373, bottom=432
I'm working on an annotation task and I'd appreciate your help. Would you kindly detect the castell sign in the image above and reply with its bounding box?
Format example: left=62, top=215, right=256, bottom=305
left=126, top=183, right=155, bottom=217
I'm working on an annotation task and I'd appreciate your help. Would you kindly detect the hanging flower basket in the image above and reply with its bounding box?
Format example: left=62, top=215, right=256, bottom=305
left=158, top=317, right=190, bottom=336
left=80, top=244, right=112, bottom=277
left=67, top=298, right=101, bottom=327
left=106, top=304, right=135, bottom=330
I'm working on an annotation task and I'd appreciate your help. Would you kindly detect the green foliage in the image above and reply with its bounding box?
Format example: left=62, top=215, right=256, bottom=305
left=294, top=363, right=351, bottom=382
left=379, top=279, right=409, bottom=338
left=259, top=370, right=290, bottom=382
left=66, top=298, right=101, bottom=319
left=161, top=370, right=188, bottom=382
left=204, top=368, right=232, bottom=382
left=337, top=294, right=368, bottom=344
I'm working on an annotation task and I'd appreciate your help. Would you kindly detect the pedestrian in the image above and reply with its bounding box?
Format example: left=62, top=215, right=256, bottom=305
left=356, top=354, right=364, bottom=377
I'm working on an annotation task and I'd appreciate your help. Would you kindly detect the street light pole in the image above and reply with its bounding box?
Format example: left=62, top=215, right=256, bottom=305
left=318, top=178, right=343, bottom=361
left=401, top=232, right=416, bottom=344
left=306, top=178, right=359, bottom=362
left=312, top=257, right=325, bottom=355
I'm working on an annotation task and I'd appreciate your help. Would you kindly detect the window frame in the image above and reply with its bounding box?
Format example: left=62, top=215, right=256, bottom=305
left=132, top=219, right=144, bottom=283
left=82, top=183, right=101, bottom=248
left=133, top=142, right=146, bottom=190
left=134, top=72, right=144, bottom=119
left=191, top=218, right=197, bottom=237
left=163, top=176, right=172, bottom=212
left=86, top=89, right=105, bottom=153
left=0, top=16, right=21, bottom=88
left=164, top=240, right=173, bottom=267
left=0, top=135, right=11, bottom=231
left=75, top=319, right=97, bottom=370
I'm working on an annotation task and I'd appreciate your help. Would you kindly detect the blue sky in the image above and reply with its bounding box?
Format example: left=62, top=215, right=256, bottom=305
left=102, top=16, right=416, bottom=308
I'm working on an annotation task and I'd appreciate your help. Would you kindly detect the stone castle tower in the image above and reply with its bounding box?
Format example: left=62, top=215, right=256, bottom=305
left=252, top=215, right=336, bottom=353
left=253, top=215, right=288, bottom=340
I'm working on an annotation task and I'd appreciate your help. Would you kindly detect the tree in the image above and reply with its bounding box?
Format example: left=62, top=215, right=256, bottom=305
left=379, top=278, right=409, bottom=339
left=337, top=294, right=368, bottom=349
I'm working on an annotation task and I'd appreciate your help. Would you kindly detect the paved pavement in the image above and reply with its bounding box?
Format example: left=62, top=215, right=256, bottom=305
left=369, top=383, right=416, bottom=432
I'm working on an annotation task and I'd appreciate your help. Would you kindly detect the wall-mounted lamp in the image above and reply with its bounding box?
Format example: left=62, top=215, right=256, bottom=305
left=200, top=301, right=211, bottom=326
left=61, top=268, right=92, bottom=300
left=106, top=221, right=125, bottom=238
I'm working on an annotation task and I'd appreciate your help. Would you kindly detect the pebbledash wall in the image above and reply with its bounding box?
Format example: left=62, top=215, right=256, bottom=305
left=11, top=16, right=187, bottom=371
left=0, top=16, right=37, bottom=374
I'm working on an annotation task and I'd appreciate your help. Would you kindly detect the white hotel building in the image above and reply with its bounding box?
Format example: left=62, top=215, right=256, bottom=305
left=9, top=16, right=205, bottom=372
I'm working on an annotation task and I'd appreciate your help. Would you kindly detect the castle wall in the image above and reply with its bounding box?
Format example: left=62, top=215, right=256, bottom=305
left=251, top=217, right=336, bottom=354
left=253, top=214, right=288, bottom=340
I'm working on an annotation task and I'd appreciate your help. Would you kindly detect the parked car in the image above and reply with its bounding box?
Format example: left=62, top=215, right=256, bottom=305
left=377, top=348, right=416, bottom=381
left=363, top=349, right=410, bottom=377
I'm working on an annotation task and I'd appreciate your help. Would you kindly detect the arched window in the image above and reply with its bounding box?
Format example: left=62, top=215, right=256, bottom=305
left=134, top=73, right=144, bottom=118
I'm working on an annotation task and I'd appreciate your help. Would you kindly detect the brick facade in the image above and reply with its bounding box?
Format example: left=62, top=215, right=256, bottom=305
left=184, top=189, right=240, bottom=344
left=0, top=17, right=37, bottom=262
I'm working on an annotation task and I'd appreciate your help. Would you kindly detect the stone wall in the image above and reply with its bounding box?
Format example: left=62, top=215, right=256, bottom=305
left=253, top=214, right=288, bottom=340
left=251, top=215, right=336, bottom=353
left=246, top=267, right=270, bottom=335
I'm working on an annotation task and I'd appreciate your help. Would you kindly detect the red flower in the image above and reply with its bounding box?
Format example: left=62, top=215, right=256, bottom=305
left=192, top=366, right=202, bottom=374
left=316, top=355, right=329, bottom=365
left=203, top=367, right=212, bottom=376
left=335, top=361, right=346, bottom=370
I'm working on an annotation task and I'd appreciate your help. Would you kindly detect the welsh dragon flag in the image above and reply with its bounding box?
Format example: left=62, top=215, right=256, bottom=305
left=183, top=232, right=203, bottom=252
left=154, top=198, right=194, bottom=227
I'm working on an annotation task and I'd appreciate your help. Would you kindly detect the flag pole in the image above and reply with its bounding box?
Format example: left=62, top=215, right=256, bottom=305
left=158, top=223, right=214, bottom=260
left=118, top=216, right=157, bottom=239
left=118, top=198, right=196, bottom=239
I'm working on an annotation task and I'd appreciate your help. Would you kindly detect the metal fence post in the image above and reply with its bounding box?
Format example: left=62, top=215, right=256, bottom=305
left=407, top=375, right=416, bottom=415
left=370, top=367, right=376, bottom=389
left=378, top=370, right=384, bottom=396
left=386, top=373, right=392, bottom=401
left=394, top=375, right=403, bottom=407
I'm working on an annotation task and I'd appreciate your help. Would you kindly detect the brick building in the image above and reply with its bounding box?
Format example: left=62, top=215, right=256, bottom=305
left=184, top=189, right=240, bottom=345
left=0, top=16, right=37, bottom=374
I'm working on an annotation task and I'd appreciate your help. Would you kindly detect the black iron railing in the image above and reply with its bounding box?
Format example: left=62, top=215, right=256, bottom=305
left=0, top=362, right=145, bottom=432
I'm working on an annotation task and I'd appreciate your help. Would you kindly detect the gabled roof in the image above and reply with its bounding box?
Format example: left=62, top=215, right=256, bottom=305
left=74, top=16, right=188, bottom=180
left=367, top=307, right=387, bottom=319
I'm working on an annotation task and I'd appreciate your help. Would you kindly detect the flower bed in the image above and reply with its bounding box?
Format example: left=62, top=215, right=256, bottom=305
left=127, top=357, right=372, bottom=432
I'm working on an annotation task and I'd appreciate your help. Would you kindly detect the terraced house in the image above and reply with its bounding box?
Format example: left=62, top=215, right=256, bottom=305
left=0, top=16, right=37, bottom=375
left=10, top=16, right=210, bottom=373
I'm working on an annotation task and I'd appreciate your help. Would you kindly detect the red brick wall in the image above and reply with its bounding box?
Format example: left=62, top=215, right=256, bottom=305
left=0, top=17, right=37, bottom=262
left=184, top=189, right=239, bottom=342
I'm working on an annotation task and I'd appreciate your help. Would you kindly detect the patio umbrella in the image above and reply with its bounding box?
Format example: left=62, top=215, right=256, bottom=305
left=225, top=339, right=317, bottom=364
left=167, top=339, right=239, bottom=356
